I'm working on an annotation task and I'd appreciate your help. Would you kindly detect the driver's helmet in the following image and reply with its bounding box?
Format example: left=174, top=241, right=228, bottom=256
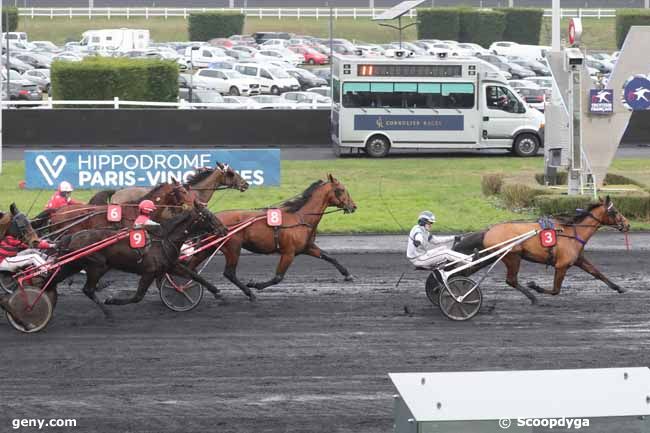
left=58, top=181, right=74, bottom=193
left=418, top=211, right=436, bottom=226
left=138, top=200, right=157, bottom=215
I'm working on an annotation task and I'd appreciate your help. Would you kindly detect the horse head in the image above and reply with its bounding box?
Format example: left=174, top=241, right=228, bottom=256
left=7, top=203, right=40, bottom=248
left=216, top=162, right=249, bottom=192
left=599, top=196, right=630, bottom=232
left=191, top=205, right=228, bottom=238
left=326, top=174, right=357, bottom=214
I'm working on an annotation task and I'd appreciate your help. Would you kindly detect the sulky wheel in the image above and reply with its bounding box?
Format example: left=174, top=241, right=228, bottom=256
left=438, top=277, right=482, bottom=321
left=5, top=286, right=54, bottom=333
left=425, top=273, right=442, bottom=306
left=159, top=274, right=204, bottom=312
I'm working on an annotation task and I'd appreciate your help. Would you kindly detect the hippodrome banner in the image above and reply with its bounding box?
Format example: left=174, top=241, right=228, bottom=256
left=25, top=149, right=281, bottom=189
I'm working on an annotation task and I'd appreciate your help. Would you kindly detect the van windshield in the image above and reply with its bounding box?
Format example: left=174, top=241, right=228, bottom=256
left=270, top=67, right=289, bottom=79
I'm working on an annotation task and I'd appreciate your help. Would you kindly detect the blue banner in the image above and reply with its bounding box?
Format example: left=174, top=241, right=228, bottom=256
left=25, top=149, right=281, bottom=189
left=589, top=89, right=613, bottom=114
left=354, top=114, right=464, bottom=131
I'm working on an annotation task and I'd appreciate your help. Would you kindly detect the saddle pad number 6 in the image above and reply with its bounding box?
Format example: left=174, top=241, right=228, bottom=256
left=267, top=209, right=282, bottom=227
left=130, top=229, right=147, bottom=248
left=540, top=229, right=557, bottom=247
left=107, top=205, right=122, bottom=222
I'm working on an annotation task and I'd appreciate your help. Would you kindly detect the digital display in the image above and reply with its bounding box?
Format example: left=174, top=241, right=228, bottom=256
left=357, top=64, right=463, bottom=77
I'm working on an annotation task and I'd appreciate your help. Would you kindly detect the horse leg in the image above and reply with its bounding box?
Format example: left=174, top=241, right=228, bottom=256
left=247, top=252, right=295, bottom=291
left=80, top=266, right=114, bottom=319
left=105, top=274, right=156, bottom=306
left=502, top=254, right=538, bottom=305
left=304, top=244, right=354, bottom=282
left=221, top=243, right=256, bottom=300
left=170, top=263, right=224, bottom=300
left=574, top=256, right=625, bottom=293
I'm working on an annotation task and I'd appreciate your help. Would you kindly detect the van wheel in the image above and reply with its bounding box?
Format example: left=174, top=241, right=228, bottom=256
left=270, top=86, right=280, bottom=95
left=512, top=133, right=540, bottom=157
left=229, top=86, right=240, bottom=96
left=365, top=135, right=390, bottom=158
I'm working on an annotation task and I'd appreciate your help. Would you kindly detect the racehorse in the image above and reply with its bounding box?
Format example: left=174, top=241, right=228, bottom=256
left=88, top=163, right=249, bottom=206
left=32, top=181, right=195, bottom=238
left=49, top=205, right=228, bottom=320
left=184, top=174, right=357, bottom=300
left=454, top=196, right=630, bottom=304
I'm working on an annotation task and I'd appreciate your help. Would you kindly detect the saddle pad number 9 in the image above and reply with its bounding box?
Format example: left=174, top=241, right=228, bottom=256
left=107, top=205, right=122, bottom=222
left=540, top=229, right=557, bottom=247
left=130, top=229, right=147, bottom=249
left=267, top=209, right=282, bottom=227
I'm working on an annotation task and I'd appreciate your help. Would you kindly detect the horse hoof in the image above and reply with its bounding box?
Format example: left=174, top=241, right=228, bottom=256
left=104, top=297, right=113, bottom=305
left=530, top=297, right=538, bottom=305
left=344, top=275, right=355, bottom=282
left=247, top=292, right=257, bottom=302
left=616, top=287, right=626, bottom=294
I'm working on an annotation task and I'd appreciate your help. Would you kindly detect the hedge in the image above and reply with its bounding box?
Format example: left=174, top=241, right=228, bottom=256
left=51, top=57, right=178, bottom=103
left=496, top=8, right=544, bottom=45
left=615, top=9, right=650, bottom=49
left=458, top=9, right=506, bottom=47
left=534, top=194, right=650, bottom=220
left=417, top=8, right=461, bottom=41
left=2, top=7, right=19, bottom=32
left=188, top=12, right=245, bottom=41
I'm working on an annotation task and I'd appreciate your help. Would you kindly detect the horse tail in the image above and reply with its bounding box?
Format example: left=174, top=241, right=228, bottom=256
left=88, top=190, right=116, bottom=205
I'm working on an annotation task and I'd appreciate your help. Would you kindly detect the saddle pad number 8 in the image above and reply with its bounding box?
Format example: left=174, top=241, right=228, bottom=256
left=107, top=205, right=122, bottom=222
left=267, top=209, right=282, bottom=227
left=130, top=229, right=147, bottom=248
left=540, top=229, right=557, bottom=247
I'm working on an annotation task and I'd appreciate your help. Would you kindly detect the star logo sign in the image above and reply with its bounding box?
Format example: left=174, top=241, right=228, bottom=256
left=622, top=75, right=650, bottom=111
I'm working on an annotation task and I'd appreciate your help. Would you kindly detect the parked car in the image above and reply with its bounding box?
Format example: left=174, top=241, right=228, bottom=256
left=288, top=45, right=328, bottom=65
left=286, top=68, right=327, bottom=90
left=231, top=45, right=259, bottom=56
left=508, top=79, right=540, bottom=89
left=224, top=49, right=254, bottom=61
left=21, top=68, right=50, bottom=92
left=280, top=91, right=331, bottom=106
left=184, top=46, right=230, bottom=68
left=31, top=40, right=61, bottom=52
left=208, top=38, right=234, bottom=49
left=234, top=62, right=300, bottom=94
left=208, top=60, right=236, bottom=70
left=456, top=42, right=490, bottom=56
left=490, top=41, right=549, bottom=62
left=2, top=55, right=33, bottom=73
left=7, top=79, right=41, bottom=102
left=306, top=86, right=331, bottom=98
left=193, top=68, right=261, bottom=96
left=52, top=52, right=83, bottom=62
left=586, top=56, right=612, bottom=74
left=228, top=35, right=257, bottom=47
left=179, top=87, right=225, bottom=106
left=252, top=32, right=292, bottom=45
left=250, top=94, right=296, bottom=109
left=255, top=48, right=303, bottom=66
left=261, top=39, right=292, bottom=49
left=513, top=86, right=546, bottom=112
left=506, top=56, right=550, bottom=76
left=526, top=76, right=552, bottom=89
left=477, top=54, right=535, bottom=79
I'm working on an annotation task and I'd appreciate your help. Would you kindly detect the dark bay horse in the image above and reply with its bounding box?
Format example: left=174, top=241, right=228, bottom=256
left=88, top=163, right=249, bottom=206
left=33, top=181, right=195, bottom=238
left=184, top=174, right=357, bottom=300
left=48, top=205, right=228, bottom=320
left=454, top=196, right=630, bottom=304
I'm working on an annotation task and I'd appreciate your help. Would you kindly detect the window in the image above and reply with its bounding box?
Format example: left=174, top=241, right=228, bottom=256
left=260, top=69, right=273, bottom=80
left=486, top=86, right=525, bottom=113
left=333, top=78, right=340, bottom=103
left=91, top=36, right=100, bottom=43
left=342, top=81, right=474, bottom=109
left=106, top=36, right=113, bottom=41
left=203, top=50, right=213, bottom=57
left=237, top=66, right=257, bottom=76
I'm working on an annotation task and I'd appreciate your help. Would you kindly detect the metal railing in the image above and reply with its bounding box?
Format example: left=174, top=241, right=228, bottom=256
left=17, top=7, right=618, bottom=20
left=0, top=97, right=330, bottom=110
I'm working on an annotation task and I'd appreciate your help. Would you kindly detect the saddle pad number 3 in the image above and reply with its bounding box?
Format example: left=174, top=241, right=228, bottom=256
left=107, top=205, right=122, bottom=222
left=130, top=230, right=147, bottom=248
left=540, top=229, right=557, bottom=247
left=267, top=209, right=282, bottom=227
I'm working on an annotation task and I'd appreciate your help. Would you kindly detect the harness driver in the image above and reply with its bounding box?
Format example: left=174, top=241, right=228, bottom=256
left=406, top=211, right=472, bottom=269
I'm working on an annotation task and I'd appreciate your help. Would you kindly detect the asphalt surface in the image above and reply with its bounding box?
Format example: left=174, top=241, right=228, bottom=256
left=5, top=144, right=650, bottom=161
left=1, top=249, right=649, bottom=432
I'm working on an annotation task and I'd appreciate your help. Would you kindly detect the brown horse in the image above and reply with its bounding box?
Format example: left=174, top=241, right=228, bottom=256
left=184, top=174, right=357, bottom=300
left=454, top=196, right=630, bottom=304
left=34, top=181, right=195, bottom=239
left=88, top=163, right=249, bottom=206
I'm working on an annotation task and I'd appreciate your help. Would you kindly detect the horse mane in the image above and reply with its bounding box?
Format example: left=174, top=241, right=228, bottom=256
left=128, top=183, right=169, bottom=204
left=279, top=180, right=325, bottom=213
left=555, top=202, right=603, bottom=225
left=184, top=167, right=216, bottom=187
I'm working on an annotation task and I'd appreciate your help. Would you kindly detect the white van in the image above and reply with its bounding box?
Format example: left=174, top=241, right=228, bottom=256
left=234, top=63, right=300, bottom=94
left=184, top=46, right=230, bottom=68
left=489, top=41, right=549, bottom=62
left=80, top=29, right=150, bottom=52
left=331, top=54, right=545, bottom=157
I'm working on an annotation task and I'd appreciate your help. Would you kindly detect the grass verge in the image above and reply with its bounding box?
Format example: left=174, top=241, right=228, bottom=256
left=19, top=16, right=616, bottom=50
left=2, top=157, right=648, bottom=233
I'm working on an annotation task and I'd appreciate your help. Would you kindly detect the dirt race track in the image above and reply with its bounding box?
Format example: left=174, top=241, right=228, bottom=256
left=1, top=250, right=649, bottom=433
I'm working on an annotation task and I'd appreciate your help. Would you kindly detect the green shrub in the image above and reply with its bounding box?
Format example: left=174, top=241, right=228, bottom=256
left=534, top=172, right=644, bottom=188
left=500, top=183, right=545, bottom=209
left=458, top=9, right=506, bottom=47
left=481, top=173, right=505, bottom=196
left=534, top=194, right=650, bottom=220
left=51, top=57, right=178, bottom=103
left=417, top=8, right=460, bottom=41
left=496, top=8, right=544, bottom=45
left=616, top=9, right=650, bottom=49
left=188, top=12, right=245, bottom=41
left=2, top=7, right=19, bottom=32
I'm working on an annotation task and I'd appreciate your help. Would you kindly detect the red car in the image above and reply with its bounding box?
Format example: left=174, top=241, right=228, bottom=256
left=209, top=38, right=234, bottom=49
left=289, top=45, right=329, bottom=65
